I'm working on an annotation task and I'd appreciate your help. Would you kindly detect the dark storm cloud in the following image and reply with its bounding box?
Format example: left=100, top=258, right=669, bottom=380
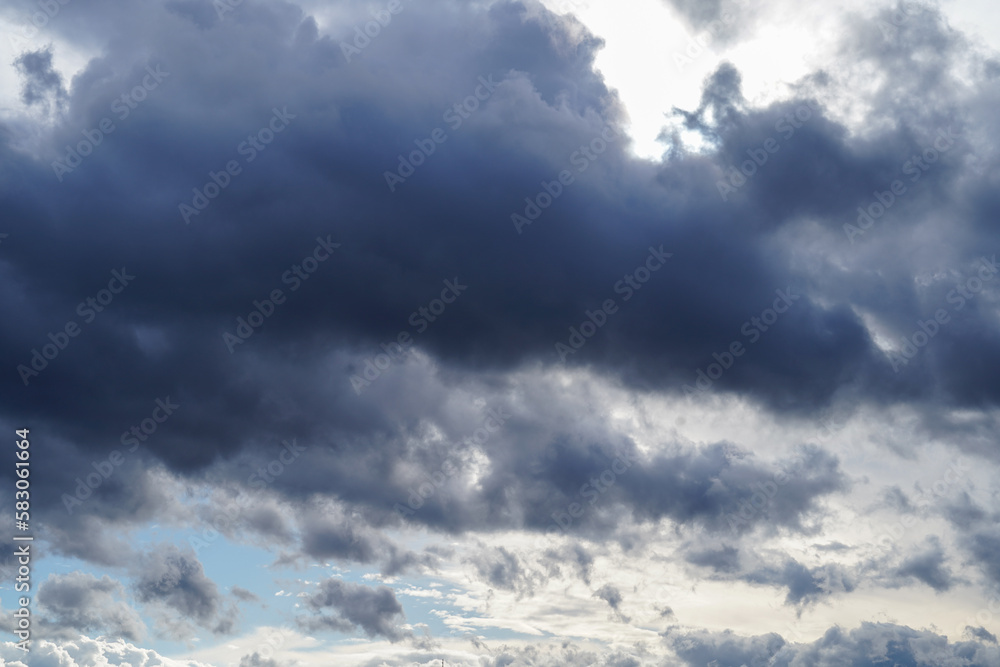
left=36, top=572, right=145, bottom=641
left=298, top=578, right=411, bottom=643
left=39, top=458, right=179, bottom=567
left=4, top=0, right=995, bottom=524
left=0, top=0, right=997, bottom=650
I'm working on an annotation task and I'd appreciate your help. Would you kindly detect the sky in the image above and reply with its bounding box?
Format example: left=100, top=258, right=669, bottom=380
left=1, top=0, right=1000, bottom=665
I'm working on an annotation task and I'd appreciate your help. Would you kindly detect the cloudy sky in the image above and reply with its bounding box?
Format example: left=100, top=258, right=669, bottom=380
left=2, top=0, right=1000, bottom=665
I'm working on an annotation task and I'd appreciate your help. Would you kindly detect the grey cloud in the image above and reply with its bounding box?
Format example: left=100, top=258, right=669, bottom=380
left=667, top=621, right=1000, bottom=666
left=239, top=652, right=283, bottom=667
left=13, top=46, right=66, bottom=111
left=594, top=583, right=630, bottom=622
left=231, top=585, right=260, bottom=603
left=966, top=626, right=999, bottom=644
left=892, top=538, right=956, bottom=592
left=132, top=544, right=235, bottom=636
left=37, top=572, right=145, bottom=641
left=467, top=545, right=544, bottom=598
left=298, top=578, right=411, bottom=642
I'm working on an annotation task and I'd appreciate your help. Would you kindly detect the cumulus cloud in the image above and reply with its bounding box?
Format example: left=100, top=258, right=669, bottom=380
left=132, top=544, right=236, bottom=637
left=36, top=572, right=145, bottom=641
left=1, top=0, right=999, bottom=662
left=298, top=578, right=411, bottom=642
